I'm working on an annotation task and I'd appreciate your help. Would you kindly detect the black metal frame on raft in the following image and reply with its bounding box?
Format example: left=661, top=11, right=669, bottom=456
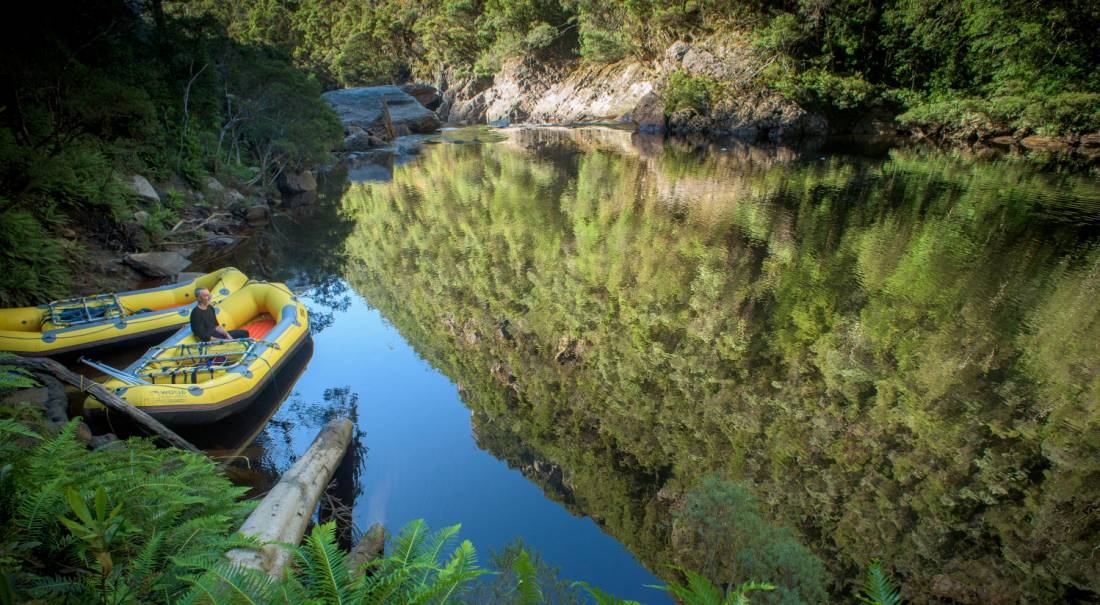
left=46, top=293, right=127, bottom=327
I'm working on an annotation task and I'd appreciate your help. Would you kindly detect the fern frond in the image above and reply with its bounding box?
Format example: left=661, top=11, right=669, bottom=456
left=129, top=530, right=164, bottom=582
left=0, top=419, right=41, bottom=440
left=413, top=539, right=485, bottom=605
left=391, top=519, right=429, bottom=568
left=28, top=574, right=88, bottom=597
left=574, top=581, right=643, bottom=605
left=512, top=548, right=542, bottom=605
left=360, top=564, right=416, bottom=605
left=180, top=560, right=274, bottom=605
left=418, top=523, right=460, bottom=567
left=293, top=521, right=356, bottom=605
left=15, top=476, right=66, bottom=540
left=857, top=560, right=901, bottom=605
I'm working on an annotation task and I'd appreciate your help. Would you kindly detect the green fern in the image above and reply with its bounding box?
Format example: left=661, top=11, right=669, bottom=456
left=649, top=568, right=775, bottom=605
left=178, top=559, right=278, bottom=605
left=512, top=549, right=543, bottom=605
left=575, top=580, right=644, bottom=604
left=291, top=521, right=361, bottom=604
left=0, top=363, right=38, bottom=392
left=856, top=560, right=902, bottom=605
left=1, top=409, right=253, bottom=604
left=353, top=519, right=486, bottom=605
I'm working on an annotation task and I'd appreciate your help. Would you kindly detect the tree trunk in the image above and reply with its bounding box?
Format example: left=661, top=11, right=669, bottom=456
left=226, top=418, right=354, bottom=578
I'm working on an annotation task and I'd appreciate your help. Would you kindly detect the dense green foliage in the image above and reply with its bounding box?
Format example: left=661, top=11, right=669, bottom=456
left=0, top=412, right=253, bottom=601
left=336, top=130, right=1100, bottom=602
left=173, top=0, right=1099, bottom=135
left=0, top=1, right=340, bottom=306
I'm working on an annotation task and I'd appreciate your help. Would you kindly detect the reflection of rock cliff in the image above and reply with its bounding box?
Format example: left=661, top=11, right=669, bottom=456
left=338, top=131, right=1100, bottom=603
left=471, top=412, right=578, bottom=509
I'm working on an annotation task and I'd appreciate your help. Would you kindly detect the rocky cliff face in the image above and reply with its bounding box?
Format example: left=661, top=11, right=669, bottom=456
left=440, top=38, right=832, bottom=142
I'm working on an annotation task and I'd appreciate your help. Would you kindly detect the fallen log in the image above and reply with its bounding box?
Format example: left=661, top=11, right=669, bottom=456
left=347, top=523, right=386, bottom=575
left=4, top=356, right=201, bottom=454
left=226, top=418, right=353, bottom=578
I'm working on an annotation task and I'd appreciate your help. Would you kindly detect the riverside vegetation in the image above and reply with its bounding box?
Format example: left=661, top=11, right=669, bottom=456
left=175, top=0, right=1099, bottom=138
left=0, top=1, right=342, bottom=307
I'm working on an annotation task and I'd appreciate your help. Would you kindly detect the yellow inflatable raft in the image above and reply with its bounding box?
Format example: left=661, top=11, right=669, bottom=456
left=83, top=281, right=310, bottom=426
left=0, top=268, right=248, bottom=356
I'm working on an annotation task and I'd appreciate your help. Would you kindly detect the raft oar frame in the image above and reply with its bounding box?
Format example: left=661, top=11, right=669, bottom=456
left=134, top=338, right=281, bottom=381
left=48, top=293, right=126, bottom=327
left=80, top=338, right=283, bottom=387
left=79, top=357, right=149, bottom=386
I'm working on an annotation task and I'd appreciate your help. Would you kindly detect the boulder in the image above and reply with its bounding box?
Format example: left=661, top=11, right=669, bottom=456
left=1078, top=132, right=1100, bottom=147
left=344, top=127, right=385, bottom=151
left=1021, top=135, right=1070, bottom=152
left=322, top=86, right=442, bottom=142
left=276, top=169, right=317, bottom=195
left=632, top=92, right=666, bottom=134
left=245, top=204, right=271, bottom=225
left=400, top=83, right=442, bottom=110
left=282, top=191, right=317, bottom=208
left=123, top=252, right=191, bottom=278
left=204, top=176, right=226, bottom=194
left=226, top=188, right=246, bottom=204
left=124, top=175, right=160, bottom=204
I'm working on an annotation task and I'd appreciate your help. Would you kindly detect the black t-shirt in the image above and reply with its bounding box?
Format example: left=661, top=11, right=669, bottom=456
left=189, top=305, right=219, bottom=341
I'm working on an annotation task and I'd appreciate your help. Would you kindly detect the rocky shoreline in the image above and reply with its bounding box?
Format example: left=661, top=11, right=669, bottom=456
left=68, top=167, right=323, bottom=296
left=320, top=38, right=1100, bottom=167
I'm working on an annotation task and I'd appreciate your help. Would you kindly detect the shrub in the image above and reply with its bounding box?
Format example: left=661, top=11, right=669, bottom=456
left=524, top=21, right=559, bottom=50
left=752, top=12, right=810, bottom=55
left=767, top=66, right=877, bottom=111
left=662, top=70, right=725, bottom=115
left=578, top=28, right=631, bottom=63
left=0, top=209, right=70, bottom=307
left=672, top=475, right=831, bottom=605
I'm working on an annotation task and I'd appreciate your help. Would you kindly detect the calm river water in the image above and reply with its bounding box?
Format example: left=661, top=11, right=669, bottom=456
left=185, top=127, right=1099, bottom=604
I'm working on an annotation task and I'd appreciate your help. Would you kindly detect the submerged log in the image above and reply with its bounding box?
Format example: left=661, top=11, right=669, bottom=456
left=347, top=523, right=386, bottom=574
left=5, top=356, right=200, bottom=453
left=226, top=418, right=354, bottom=578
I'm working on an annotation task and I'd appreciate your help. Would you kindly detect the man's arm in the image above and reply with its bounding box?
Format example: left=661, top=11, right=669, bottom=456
left=214, top=325, right=232, bottom=339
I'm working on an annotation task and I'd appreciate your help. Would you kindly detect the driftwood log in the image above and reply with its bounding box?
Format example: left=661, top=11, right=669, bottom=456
left=227, top=418, right=353, bottom=578
left=4, top=356, right=201, bottom=454
left=347, top=523, right=386, bottom=574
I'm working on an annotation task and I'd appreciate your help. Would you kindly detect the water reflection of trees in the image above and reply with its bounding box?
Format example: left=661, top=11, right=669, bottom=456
left=338, top=131, right=1100, bottom=603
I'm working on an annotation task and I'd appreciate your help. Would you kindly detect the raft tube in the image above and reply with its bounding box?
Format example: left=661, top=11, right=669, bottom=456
left=0, top=268, right=249, bottom=356
left=84, top=281, right=310, bottom=427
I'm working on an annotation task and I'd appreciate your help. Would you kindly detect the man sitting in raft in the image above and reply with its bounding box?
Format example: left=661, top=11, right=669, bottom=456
left=190, top=287, right=248, bottom=341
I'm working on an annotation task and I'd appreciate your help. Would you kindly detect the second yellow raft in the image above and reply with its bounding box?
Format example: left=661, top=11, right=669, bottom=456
left=0, top=268, right=248, bottom=356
